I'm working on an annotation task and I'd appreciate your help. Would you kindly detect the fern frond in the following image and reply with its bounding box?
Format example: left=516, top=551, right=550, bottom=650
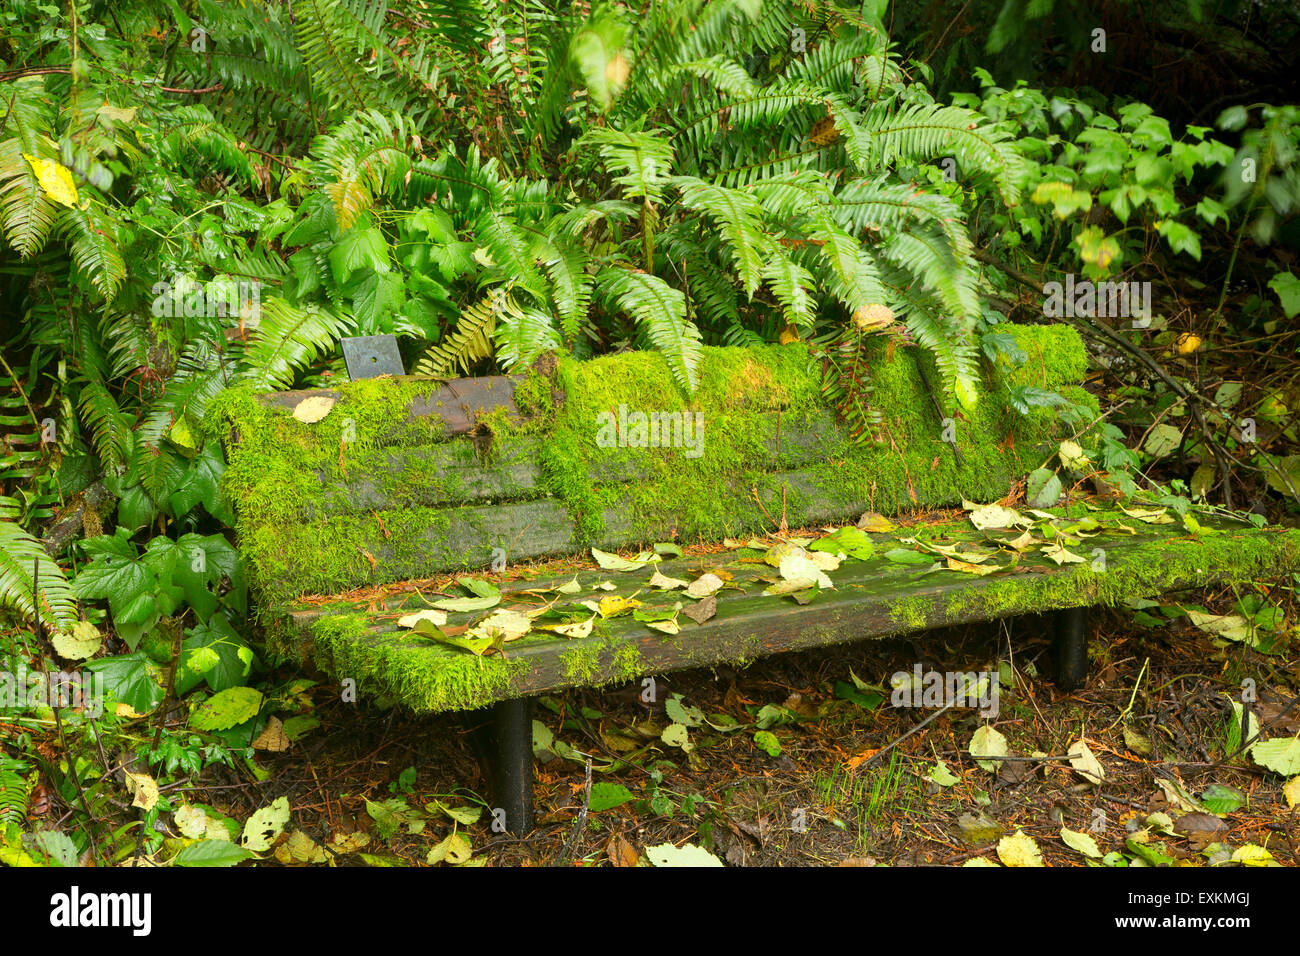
left=597, top=268, right=701, bottom=394
left=414, top=291, right=499, bottom=378
left=0, top=496, right=77, bottom=636
left=239, top=297, right=346, bottom=391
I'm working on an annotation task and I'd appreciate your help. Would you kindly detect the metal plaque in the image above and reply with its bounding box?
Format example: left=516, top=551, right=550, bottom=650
left=341, top=334, right=405, bottom=380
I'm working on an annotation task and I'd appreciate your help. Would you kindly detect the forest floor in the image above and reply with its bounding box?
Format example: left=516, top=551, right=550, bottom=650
left=194, top=586, right=1300, bottom=867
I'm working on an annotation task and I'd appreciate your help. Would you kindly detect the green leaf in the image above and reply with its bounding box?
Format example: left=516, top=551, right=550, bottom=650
left=1026, top=468, right=1062, bottom=508
left=1268, top=272, right=1300, bottom=319
left=753, top=730, right=781, bottom=756
left=328, top=226, right=390, bottom=286
left=1200, top=784, right=1246, bottom=815
left=1060, top=827, right=1102, bottom=858
left=85, top=652, right=164, bottom=713
left=1250, top=737, right=1300, bottom=776
left=588, top=782, right=635, bottom=812
left=173, top=840, right=254, bottom=867
left=191, top=686, right=264, bottom=731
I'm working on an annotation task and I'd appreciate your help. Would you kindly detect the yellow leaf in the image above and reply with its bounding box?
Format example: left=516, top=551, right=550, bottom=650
left=23, top=154, right=79, bottom=207
left=1176, top=333, right=1202, bottom=355
left=291, top=396, right=335, bottom=423
left=125, top=771, right=159, bottom=811
left=997, top=830, right=1044, bottom=867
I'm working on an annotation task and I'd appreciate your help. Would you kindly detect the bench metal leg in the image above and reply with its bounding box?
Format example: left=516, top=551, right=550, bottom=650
left=492, top=697, right=534, bottom=835
left=1053, top=606, right=1089, bottom=691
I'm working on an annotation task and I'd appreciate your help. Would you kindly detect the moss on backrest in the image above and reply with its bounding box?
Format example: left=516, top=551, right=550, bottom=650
left=219, top=325, right=1095, bottom=607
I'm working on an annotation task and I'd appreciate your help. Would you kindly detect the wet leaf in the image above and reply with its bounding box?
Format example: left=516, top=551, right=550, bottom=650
left=646, top=843, right=723, bottom=867
left=968, top=504, right=1028, bottom=531
left=857, top=512, right=896, bottom=533
left=997, top=830, right=1044, bottom=867
left=883, top=548, right=929, bottom=565
left=778, top=552, right=832, bottom=589
left=970, top=725, right=1008, bottom=771
left=429, top=594, right=500, bottom=613
left=927, top=760, right=961, bottom=787
left=1068, top=738, right=1105, bottom=785
left=242, top=796, right=290, bottom=851
left=1200, top=784, right=1246, bottom=815
left=1027, top=467, right=1062, bottom=508
left=53, top=620, right=101, bottom=660
left=685, top=573, right=724, bottom=599
left=592, top=547, right=659, bottom=571
left=683, top=596, right=716, bottom=624
left=648, top=570, right=688, bottom=590
left=1061, top=827, right=1102, bottom=858
left=191, top=686, right=263, bottom=731
left=1250, top=736, right=1300, bottom=776
left=1123, top=724, right=1152, bottom=755
left=753, top=730, right=781, bottom=756
left=398, top=609, right=447, bottom=628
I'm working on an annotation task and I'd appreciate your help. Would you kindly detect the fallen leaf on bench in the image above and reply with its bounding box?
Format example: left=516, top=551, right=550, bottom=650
left=857, top=512, right=896, bottom=533
left=686, top=572, right=724, bottom=599
left=398, top=609, right=448, bottom=628
left=806, top=550, right=841, bottom=571
left=778, top=553, right=832, bottom=589
left=557, top=577, right=582, bottom=594
left=547, top=616, right=594, bottom=638
left=683, top=596, right=716, bottom=624
left=763, top=577, right=816, bottom=595
left=592, top=547, right=660, bottom=571
left=998, top=528, right=1041, bottom=552
left=1041, top=542, right=1085, bottom=565
left=457, top=576, right=500, bottom=598
left=1068, top=738, right=1105, bottom=785
left=946, top=557, right=999, bottom=575
left=470, top=609, right=532, bottom=642
left=653, top=542, right=683, bottom=557
left=648, top=569, right=688, bottom=590
left=997, top=830, right=1044, bottom=867
left=1119, top=504, right=1176, bottom=524
left=763, top=540, right=797, bottom=567
left=882, top=548, right=929, bottom=565
left=582, top=594, right=642, bottom=619
left=429, top=594, right=500, bottom=612
left=968, top=503, right=1029, bottom=531
left=645, top=619, right=680, bottom=635
left=811, top=526, right=874, bottom=561
left=291, top=396, right=335, bottom=423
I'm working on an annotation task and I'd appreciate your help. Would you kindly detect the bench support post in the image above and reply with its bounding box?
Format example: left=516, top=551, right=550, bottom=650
left=492, top=697, right=534, bottom=835
left=1053, top=606, right=1089, bottom=690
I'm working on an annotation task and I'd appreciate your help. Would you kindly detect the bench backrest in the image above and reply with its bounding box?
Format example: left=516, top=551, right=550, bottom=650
left=217, top=325, right=1092, bottom=612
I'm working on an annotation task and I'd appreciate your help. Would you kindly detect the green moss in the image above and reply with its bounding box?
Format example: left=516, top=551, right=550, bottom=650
left=940, top=528, right=1300, bottom=622
left=310, top=612, right=526, bottom=713
left=221, top=325, right=1095, bottom=605
left=561, top=635, right=646, bottom=686
left=889, top=595, right=931, bottom=630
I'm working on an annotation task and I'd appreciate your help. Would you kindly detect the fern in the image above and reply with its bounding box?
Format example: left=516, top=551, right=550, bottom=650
left=0, top=495, right=77, bottom=636
left=414, top=291, right=500, bottom=378
left=597, top=268, right=702, bottom=394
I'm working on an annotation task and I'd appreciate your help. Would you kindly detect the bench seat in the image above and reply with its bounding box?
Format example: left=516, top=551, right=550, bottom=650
left=283, top=510, right=1300, bottom=714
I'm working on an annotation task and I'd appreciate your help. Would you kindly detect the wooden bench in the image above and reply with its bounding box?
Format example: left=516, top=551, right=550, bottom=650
left=215, top=325, right=1300, bottom=834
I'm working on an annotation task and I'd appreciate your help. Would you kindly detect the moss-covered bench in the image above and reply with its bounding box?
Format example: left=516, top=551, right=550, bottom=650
left=216, top=325, right=1300, bottom=834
